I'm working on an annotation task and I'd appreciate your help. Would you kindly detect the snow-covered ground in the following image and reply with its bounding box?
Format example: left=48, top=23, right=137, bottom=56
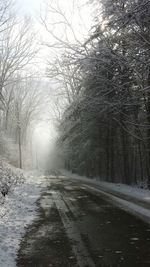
left=0, top=160, right=24, bottom=199
left=0, top=166, right=44, bottom=267
left=62, top=170, right=150, bottom=202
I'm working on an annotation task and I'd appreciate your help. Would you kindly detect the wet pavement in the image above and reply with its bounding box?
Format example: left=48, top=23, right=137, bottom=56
left=17, top=176, right=150, bottom=267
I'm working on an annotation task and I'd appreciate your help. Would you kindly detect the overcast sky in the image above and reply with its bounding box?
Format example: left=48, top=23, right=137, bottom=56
left=14, top=0, right=93, bottom=70
left=15, top=0, right=93, bottom=36
left=16, top=0, right=42, bottom=16
left=14, top=0, right=93, bottom=162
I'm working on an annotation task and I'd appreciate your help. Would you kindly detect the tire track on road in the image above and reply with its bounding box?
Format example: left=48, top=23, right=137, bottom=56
left=52, top=191, right=95, bottom=267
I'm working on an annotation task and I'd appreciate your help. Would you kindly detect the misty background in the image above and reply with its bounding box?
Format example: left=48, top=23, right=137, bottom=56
left=0, top=0, right=150, bottom=188
left=0, top=0, right=93, bottom=173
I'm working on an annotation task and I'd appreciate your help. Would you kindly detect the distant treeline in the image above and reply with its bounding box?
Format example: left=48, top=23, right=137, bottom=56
left=56, top=0, right=150, bottom=187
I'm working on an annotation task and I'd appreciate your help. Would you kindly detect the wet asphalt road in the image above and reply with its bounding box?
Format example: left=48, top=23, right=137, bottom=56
left=17, top=176, right=150, bottom=267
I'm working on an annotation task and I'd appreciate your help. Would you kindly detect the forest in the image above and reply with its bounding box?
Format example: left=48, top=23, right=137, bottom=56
left=52, top=0, right=150, bottom=187
left=0, top=0, right=52, bottom=171
left=0, top=0, right=150, bottom=188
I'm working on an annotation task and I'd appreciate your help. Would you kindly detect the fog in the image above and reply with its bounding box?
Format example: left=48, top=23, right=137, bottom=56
left=0, top=0, right=93, bottom=173
left=32, top=122, right=63, bottom=171
left=15, top=0, right=93, bottom=172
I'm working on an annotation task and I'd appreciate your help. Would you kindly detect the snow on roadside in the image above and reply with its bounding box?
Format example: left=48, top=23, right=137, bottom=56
left=61, top=170, right=150, bottom=224
left=61, top=170, right=150, bottom=204
left=0, top=172, right=44, bottom=267
left=0, top=160, right=24, bottom=199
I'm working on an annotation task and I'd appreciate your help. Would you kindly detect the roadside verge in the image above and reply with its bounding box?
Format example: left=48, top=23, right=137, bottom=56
left=61, top=170, right=150, bottom=225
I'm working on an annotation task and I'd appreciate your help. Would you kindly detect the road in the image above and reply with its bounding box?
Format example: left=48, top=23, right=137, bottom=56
left=17, top=175, right=150, bottom=267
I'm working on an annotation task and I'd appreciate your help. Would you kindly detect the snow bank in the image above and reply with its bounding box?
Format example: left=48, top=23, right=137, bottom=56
left=0, top=173, right=43, bottom=267
left=0, top=160, right=24, bottom=200
left=61, top=170, right=150, bottom=224
left=62, top=170, right=150, bottom=204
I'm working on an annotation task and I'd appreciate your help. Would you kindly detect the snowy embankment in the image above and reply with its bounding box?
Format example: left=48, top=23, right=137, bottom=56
left=62, top=170, right=150, bottom=224
left=0, top=160, right=24, bottom=199
left=0, top=162, right=43, bottom=267
left=62, top=170, right=150, bottom=201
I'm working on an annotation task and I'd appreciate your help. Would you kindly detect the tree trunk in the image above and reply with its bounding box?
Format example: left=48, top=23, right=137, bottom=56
left=18, top=126, right=22, bottom=169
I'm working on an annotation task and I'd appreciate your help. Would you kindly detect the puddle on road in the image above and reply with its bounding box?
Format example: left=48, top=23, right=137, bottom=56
left=16, top=190, right=77, bottom=267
